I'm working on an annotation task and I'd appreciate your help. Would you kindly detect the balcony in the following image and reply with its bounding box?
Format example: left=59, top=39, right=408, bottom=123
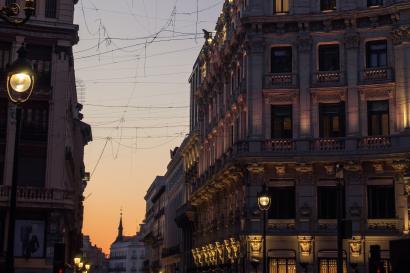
left=311, top=138, right=345, bottom=152
left=264, top=139, right=295, bottom=152
left=264, top=73, right=297, bottom=89
left=357, top=136, right=391, bottom=150
left=0, top=186, right=74, bottom=209
left=361, top=67, right=394, bottom=83
left=313, top=71, right=345, bottom=87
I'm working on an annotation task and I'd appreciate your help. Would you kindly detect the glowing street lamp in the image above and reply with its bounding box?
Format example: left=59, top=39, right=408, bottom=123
left=257, top=184, right=271, bottom=273
left=4, top=46, right=36, bottom=273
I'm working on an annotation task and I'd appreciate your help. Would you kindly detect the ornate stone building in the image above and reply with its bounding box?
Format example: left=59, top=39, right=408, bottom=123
left=0, top=0, right=92, bottom=272
left=177, top=0, right=410, bottom=273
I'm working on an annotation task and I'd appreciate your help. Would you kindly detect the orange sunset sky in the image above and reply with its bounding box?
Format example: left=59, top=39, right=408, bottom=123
left=74, top=0, right=224, bottom=253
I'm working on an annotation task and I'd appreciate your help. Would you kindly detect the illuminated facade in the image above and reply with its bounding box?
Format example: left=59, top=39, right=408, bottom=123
left=178, top=0, right=410, bottom=273
left=0, top=0, right=92, bottom=272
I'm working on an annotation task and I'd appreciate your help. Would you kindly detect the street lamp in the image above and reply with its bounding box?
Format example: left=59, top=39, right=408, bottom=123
left=335, top=164, right=344, bottom=273
left=258, top=184, right=271, bottom=273
left=73, top=256, right=91, bottom=273
left=4, top=46, right=36, bottom=273
left=0, top=0, right=35, bottom=26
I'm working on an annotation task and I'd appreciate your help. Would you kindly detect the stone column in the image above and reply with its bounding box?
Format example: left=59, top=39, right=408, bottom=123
left=296, top=32, right=312, bottom=151
left=246, top=164, right=265, bottom=235
left=246, top=34, right=265, bottom=152
left=392, top=25, right=410, bottom=131
left=344, top=30, right=361, bottom=150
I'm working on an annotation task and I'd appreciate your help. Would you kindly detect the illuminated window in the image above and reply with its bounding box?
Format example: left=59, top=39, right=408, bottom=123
left=271, top=105, right=292, bottom=139
left=319, top=102, right=346, bottom=138
left=274, top=0, right=289, bottom=13
left=319, top=258, right=347, bottom=273
left=270, top=258, right=296, bottom=273
left=368, top=100, right=389, bottom=136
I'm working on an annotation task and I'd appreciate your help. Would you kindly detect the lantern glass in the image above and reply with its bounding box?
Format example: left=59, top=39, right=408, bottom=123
left=85, top=264, right=91, bottom=270
left=79, top=262, right=84, bottom=268
left=74, top=257, right=81, bottom=265
left=9, top=72, right=32, bottom=93
left=258, top=193, right=271, bottom=211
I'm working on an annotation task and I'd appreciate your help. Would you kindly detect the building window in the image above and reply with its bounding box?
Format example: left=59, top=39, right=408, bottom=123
left=321, top=0, right=336, bottom=11
left=21, top=102, right=49, bottom=142
left=368, top=100, right=389, bottom=136
left=271, top=47, right=292, bottom=73
left=268, top=187, right=295, bottom=219
left=27, top=45, right=52, bottom=91
left=45, top=0, right=57, bottom=18
left=380, top=259, right=392, bottom=273
left=368, top=185, right=395, bottom=219
left=269, top=258, right=296, bottom=273
left=319, top=102, right=345, bottom=138
left=366, top=40, right=387, bottom=68
left=368, top=0, right=383, bottom=7
left=319, top=44, right=340, bottom=71
left=317, top=186, right=345, bottom=219
left=271, top=105, right=292, bottom=139
left=274, top=0, right=289, bottom=13
left=319, top=258, right=347, bottom=273
left=5, top=0, right=16, bottom=6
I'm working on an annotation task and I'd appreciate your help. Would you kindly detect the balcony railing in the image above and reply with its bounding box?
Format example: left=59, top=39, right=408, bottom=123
left=311, top=138, right=345, bottom=152
left=315, top=71, right=344, bottom=84
left=0, top=186, right=74, bottom=208
left=264, top=73, right=297, bottom=89
left=264, top=139, right=295, bottom=152
left=361, top=67, right=394, bottom=83
left=358, top=136, right=391, bottom=150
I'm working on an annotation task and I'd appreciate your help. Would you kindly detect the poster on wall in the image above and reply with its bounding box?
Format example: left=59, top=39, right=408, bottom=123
left=14, top=220, right=45, bottom=258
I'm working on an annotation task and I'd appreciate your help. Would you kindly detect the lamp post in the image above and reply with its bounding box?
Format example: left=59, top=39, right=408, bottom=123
left=0, top=0, right=35, bottom=26
left=257, top=184, right=271, bottom=273
left=4, top=46, right=36, bottom=273
left=73, top=256, right=91, bottom=273
left=336, top=164, right=344, bottom=273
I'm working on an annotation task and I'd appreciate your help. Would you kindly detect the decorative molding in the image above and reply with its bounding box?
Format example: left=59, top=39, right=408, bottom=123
left=295, top=164, right=313, bottom=174
left=298, top=236, right=313, bottom=257
left=247, top=163, right=264, bottom=175
left=391, top=160, right=409, bottom=173
left=297, top=32, right=312, bottom=52
left=275, top=166, right=286, bottom=176
left=359, top=88, right=394, bottom=101
left=311, top=89, right=346, bottom=104
left=349, top=237, right=362, bottom=258
left=299, top=203, right=312, bottom=218
left=264, top=92, right=297, bottom=105
left=392, top=24, right=410, bottom=45
left=324, top=165, right=335, bottom=175
left=349, top=203, right=362, bottom=218
left=344, top=162, right=363, bottom=172
left=344, top=31, right=360, bottom=49
left=248, top=236, right=262, bottom=258
left=372, top=162, right=384, bottom=173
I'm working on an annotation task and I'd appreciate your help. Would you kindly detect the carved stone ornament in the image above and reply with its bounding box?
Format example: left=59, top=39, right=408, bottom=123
left=298, top=236, right=313, bottom=257
left=299, top=203, right=312, bottom=218
left=224, top=239, right=233, bottom=261
left=324, top=165, right=335, bottom=175
left=372, top=163, right=384, bottom=173
left=297, top=33, right=312, bottom=52
left=230, top=238, right=240, bottom=259
left=215, top=241, right=225, bottom=264
left=275, top=166, right=286, bottom=176
left=344, top=162, right=362, bottom=172
left=248, top=236, right=262, bottom=258
left=392, top=24, right=410, bottom=45
left=295, top=164, right=313, bottom=174
left=344, top=31, right=360, bottom=49
left=404, top=183, right=410, bottom=196
left=392, top=160, right=409, bottom=173
left=349, top=239, right=362, bottom=257
left=349, top=203, right=362, bottom=218
left=247, top=163, right=264, bottom=175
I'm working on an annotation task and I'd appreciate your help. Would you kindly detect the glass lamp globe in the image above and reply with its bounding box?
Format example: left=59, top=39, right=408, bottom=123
left=79, top=262, right=84, bottom=269
left=9, top=72, right=32, bottom=93
left=258, top=194, right=271, bottom=211
left=85, top=264, right=91, bottom=270
left=74, top=257, right=81, bottom=266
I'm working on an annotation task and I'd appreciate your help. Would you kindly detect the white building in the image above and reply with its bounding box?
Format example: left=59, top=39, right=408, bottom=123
left=109, top=214, right=145, bottom=273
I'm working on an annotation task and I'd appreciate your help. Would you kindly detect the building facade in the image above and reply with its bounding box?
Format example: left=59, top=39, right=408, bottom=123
left=83, top=235, right=109, bottom=273
left=0, top=0, right=92, bottom=272
left=109, top=215, right=146, bottom=273
left=142, top=176, right=166, bottom=273
left=162, top=147, right=186, bottom=273
left=177, top=0, right=410, bottom=273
